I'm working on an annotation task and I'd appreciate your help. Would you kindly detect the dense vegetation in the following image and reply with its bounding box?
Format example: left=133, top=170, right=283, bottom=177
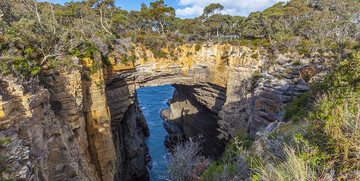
left=169, top=52, right=360, bottom=180
left=1, top=0, right=359, bottom=80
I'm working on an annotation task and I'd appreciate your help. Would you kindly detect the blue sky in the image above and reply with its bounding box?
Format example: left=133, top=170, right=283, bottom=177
left=38, top=0, right=289, bottom=18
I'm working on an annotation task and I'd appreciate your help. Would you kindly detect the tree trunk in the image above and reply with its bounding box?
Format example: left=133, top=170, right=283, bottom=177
left=50, top=4, right=57, bottom=35
left=100, top=9, right=112, bottom=35
left=159, top=20, right=165, bottom=34
left=32, top=0, right=43, bottom=28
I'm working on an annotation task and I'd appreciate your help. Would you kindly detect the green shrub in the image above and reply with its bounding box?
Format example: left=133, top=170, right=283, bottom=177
left=195, top=44, right=201, bottom=52
left=159, top=51, right=167, bottom=58
left=283, top=94, right=310, bottom=122
left=2, top=58, right=42, bottom=79
left=102, top=59, right=112, bottom=67
left=170, top=50, right=175, bottom=57
left=195, top=39, right=205, bottom=52
left=278, top=52, right=360, bottom=178
left=352, top=43, right=360, bottom=50
left=96, top=80, right=103, bottom=88
left=292, top=60, right=301, bottom=66
left=83, top=42, right=98, bottom=59
left=128, top=55, right=137, bottom=62
left=71, top=50, right=82, bottom=57
left=298, top=39, right=313, bottom=55
left=121, top=57, right=129, bottom=64
left=89, top=66, right=98, bottom=74
left=251, top=70, right=261, bottom=87
left=176, top=36, right=184, bottom=43
left=315, top=52, right=360, bottom=93
left=307, top=91, right=360, bottom=176
left=253, top=145, right=317, bottom=181
left=250, top=39, right=271, bottom=48
left=24, top=47, right=34, bottom=56
left=251, top=53, right=259, bottom=59
left=231, top=132, right=253, bottom=150
left=0, top=139, right=10, bottom=147
left=279, top=46, right=288, bottom=54
left=303, top=75, right=312, bottom=82
left=201, top=132, right=252, bottom=181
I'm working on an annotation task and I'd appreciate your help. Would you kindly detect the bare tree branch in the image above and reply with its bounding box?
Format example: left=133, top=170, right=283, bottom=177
left=50, top=3, right=57, bottom=35
left=32, top=0, right=43, bottom=28
left=40, top=53, right=65, bottom=67
left=99, top=9, right=112, bottom=35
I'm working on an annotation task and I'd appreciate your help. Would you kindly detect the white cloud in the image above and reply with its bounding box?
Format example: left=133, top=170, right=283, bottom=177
left=176, top=5, right=204, bottom=17
left=176, top=0, right=290, bottom=18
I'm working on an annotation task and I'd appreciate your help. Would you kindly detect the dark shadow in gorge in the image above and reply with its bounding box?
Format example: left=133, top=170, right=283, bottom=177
left=105, top=76, right=150, bottom=181
left=167, top=83, right=227, bottom=158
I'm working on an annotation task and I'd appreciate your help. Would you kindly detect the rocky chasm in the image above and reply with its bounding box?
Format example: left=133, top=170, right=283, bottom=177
left=0, top=44, right=325, bottom=180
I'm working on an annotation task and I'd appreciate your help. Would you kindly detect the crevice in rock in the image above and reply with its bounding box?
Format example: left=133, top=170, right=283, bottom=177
left=81, top=70, right=104, bottom=180
left=105, top=77, right=150, bottom=181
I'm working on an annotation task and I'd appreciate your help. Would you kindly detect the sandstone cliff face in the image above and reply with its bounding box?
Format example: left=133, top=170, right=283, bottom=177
left=81, top=58, right=116, bottom=181
left=105, top=75, right=150, bottom=181
left=126, top=44, right=327, bottom=153
left=0, top=74, right=99, bottom=180
left=0, top=43, right=327, bottom=180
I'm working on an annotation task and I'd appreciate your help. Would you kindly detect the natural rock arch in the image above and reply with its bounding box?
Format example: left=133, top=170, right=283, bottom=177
left=81, top=44, right=315, bottom=180
left=0, top=44, right=324, bottom=181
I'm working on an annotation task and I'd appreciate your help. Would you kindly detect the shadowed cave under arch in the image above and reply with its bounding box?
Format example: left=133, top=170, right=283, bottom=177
left=98, top=44, right=260, bottom=180
left=90, top=44, right=311, bottom=180
left=104, top=67, right=229, bottom=180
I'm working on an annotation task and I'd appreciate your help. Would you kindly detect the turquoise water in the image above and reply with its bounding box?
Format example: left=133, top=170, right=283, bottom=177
left=137, top=85, right=175, bottom=181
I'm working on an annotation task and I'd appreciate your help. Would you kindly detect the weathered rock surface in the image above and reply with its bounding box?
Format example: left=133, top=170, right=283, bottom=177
left=161, top=108, right=184, bottom=151
left=0, top=43, right=328, bottom=180
left=105, top=76, right=150, bottom=181
left=249, top=120, right=307, bottom=161
left=81, top=59, right=116, bottom=181
left=0, top=75, right=99, bottom=181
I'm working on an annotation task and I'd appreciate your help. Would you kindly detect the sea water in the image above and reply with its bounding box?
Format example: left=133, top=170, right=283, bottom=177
left=137, top=85, right=175, bottom=181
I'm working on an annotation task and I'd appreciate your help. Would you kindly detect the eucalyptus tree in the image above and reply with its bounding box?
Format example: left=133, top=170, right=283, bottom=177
left=205, top=14, right=232, bottom=37
left=202, top=3, right=227, bottom=37
left=148, top=0, right=175, bottom=34
left=203, top=3, right=224, bottom=18
left=179, top=18, right=203, bottom=35
left=86, top=0, right=116, bottom=34
left=229, top=16, right=246, bottom=36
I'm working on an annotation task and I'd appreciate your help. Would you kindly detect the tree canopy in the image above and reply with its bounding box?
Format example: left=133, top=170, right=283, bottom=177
left=0, top=0, right=359, bottom=80
left=203, top=3, right=224, bottom=17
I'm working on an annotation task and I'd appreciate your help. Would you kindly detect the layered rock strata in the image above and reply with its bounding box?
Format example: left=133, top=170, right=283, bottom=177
left=0, top=43, right=328, bottom=180
left=105, top=76, right=150, bottom=181
left=0, top=73, right=99, bottom=180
